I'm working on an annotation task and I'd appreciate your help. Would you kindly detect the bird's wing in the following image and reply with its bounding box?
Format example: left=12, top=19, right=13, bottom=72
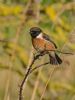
left=43, top=33, right=57, bottom=48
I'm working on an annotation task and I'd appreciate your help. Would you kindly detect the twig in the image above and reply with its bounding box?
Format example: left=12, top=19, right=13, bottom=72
left=19, top=58, right=35, bottom=100
left=45, top=49, right=74, bottom=55
left=30, top=62, right=50, bottom=74
left=54, top=50, right=74, bottom=55
left=40, top=67, right=57, bottom=100
left=19, top=53, right=44, bottom=100
left=0, top=39, right=9, bottom=42
left=30, top=59, right=43, bottom=100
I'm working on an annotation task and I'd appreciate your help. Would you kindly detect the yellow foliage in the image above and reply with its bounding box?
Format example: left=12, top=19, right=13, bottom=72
left=68, top=42, right=75, bottom=50
left=7, top=42, right=29, bottom=65
left=50, top=28, right=67, bottom=44
left=46, top=5, right=70, bottom=31
left=46, top=6, right=56, bottom=22
left=12, top=6, right=23, bottom=15
left=0, top=4, right=23, bottom=16
left=53, top=3, right=63, bottom=10
left=51, top=81, right=75, bottom=93
left=56, top=26, right=67, bottom=42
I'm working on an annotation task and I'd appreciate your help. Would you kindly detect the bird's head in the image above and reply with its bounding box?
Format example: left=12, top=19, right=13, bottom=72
left=29, top=27, right=42, bottom=38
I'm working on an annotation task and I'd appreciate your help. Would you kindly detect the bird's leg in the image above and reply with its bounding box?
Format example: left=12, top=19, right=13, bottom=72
left=33, top=50, right=41, bottom=59
left=33, top=51, right=46, bottom=60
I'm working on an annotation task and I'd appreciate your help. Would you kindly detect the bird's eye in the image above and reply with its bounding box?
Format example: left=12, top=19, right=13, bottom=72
left=31, top=31, right=35, bottom=34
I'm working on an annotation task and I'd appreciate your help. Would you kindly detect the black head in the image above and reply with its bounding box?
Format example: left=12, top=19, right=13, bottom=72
left=29, top=27, right=42, bottom=38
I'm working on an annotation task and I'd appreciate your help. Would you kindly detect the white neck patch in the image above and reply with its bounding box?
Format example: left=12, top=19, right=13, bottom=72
left=36, top=33, right=43, bottom=39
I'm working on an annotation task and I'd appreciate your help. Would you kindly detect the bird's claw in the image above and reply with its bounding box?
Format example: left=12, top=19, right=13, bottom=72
left=33, top=52, right=41, bottom=60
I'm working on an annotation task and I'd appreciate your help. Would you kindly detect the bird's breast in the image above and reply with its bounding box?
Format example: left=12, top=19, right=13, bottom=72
left=32, top=38, right=55, bottom=52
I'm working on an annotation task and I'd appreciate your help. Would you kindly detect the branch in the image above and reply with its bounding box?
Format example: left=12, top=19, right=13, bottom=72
left=28, top=50, right=74, bottom=75
left=55, top=50, right=74, bottom=55
left=19, top=53, right=45, bottom=100
left=46, top=49, right=74, bottom=55
left=0, top=39, right=9, bottom=42
left=28, top=49, right=74, bottom=75
left=29, top=61, right=50, bottom=75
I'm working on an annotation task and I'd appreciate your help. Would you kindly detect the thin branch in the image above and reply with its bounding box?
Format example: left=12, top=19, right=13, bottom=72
left=40, top=67, right=57, bottom=100
left=54, top=50, right=74, bottom=55
left=44, top=49, right=74, bottom=55
left=0, top=39, right=9, bottom=42
left=29, top=50, right=72, bottom=96
left=19, top=58, right=35, bottom=100
left=30, top=62, right=50, bottom=74
left=19, top=53, right=44, bottom=100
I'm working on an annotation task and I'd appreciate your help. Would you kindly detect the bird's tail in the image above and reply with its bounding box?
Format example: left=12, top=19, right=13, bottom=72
left=49, top=53, right=62, bottom=65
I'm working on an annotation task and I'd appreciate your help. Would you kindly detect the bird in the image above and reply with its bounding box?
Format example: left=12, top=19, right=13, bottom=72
left=29, top=27, right=62, bottom=65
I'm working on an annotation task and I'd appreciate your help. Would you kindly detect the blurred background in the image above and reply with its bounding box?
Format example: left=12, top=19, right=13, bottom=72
left=0, top=0, right=75, bottom=100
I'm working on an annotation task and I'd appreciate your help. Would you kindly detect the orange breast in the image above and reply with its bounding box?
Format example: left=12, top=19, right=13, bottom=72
left=32, top=38, right=55, bottom=51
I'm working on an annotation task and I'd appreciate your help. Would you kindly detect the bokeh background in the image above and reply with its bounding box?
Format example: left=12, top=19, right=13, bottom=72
left=0, top=0, right=75, bottom=100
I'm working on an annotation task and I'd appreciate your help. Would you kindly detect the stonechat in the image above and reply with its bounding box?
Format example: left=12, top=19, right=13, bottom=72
left=29, top=27, right=62, bottom=65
